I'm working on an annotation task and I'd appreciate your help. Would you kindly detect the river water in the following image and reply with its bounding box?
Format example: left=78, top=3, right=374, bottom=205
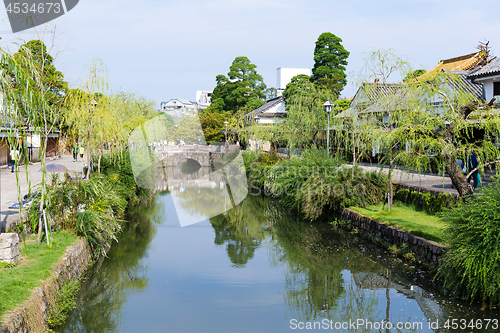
left=58, top=193, right=497, bottom=332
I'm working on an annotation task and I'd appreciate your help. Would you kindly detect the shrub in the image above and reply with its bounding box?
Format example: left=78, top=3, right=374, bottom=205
left=393, top=188, right=456, bottom=215
left=297, top=165, right=388, bottom=220
left=437, top=177, right=500, bottom=304
left=264, top=149, right=343, bottom=207
left=47, top=279, right=81, bottom=328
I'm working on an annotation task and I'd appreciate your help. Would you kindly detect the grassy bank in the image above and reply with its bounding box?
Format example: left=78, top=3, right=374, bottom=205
left=0, top=231, right=79, bottom=322
left=349, top=201, right=447, bottom=244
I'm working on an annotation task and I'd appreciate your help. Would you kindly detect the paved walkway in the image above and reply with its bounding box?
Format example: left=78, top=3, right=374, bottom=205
left=0, top=155, right=85, bottom=233
left=357, top=162, right=460, bottom=196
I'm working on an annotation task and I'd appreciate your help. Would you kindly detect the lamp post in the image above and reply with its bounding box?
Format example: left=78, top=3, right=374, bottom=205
left=254, top=115, right=260, bottom=151
left=224, top=120, right=229, bottom=153
left=323, top=99, right=333, bottom=158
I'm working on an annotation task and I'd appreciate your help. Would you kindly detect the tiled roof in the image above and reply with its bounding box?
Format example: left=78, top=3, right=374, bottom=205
left=419, top=50, right=488, bottom=81
left=443, top=70, right=483, bottom=99
left=244, top=96, right=286, bottom=118
left=468, top=57, right=500, bottom=78
left=350, top=83, right=403, bottom=110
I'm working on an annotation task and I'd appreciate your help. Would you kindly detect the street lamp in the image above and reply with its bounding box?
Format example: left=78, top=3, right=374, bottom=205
left=224, top=120, right=229, bottom=152
left=254, top=115, right=260, bottom=151
left=323, top=99, right=333, bottom=158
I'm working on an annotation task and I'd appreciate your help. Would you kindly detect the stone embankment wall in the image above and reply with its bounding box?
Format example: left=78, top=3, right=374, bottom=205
left=336, top=208, right=447, bottom=267
left=0, top=234, right=20, bottom=264
left=0, top=238, right=91, bottom=333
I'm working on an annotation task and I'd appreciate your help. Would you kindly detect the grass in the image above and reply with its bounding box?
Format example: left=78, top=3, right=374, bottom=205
left=349, top=201, right=447, bottom=244
left=0, top=231, right=79, bottom=323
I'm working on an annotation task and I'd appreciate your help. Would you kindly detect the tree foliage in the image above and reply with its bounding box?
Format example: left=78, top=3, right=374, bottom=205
left=403, top=69, right=426, bottom=82
left=311, top=32, right=349, bottom=97
left=359, top=49, right=410, bottom=84
left=280, top=75, right=336, bottom=150
left=438, top=177, right=500, bottom=303
left=1, top=39, right=70, bottom=244
left=210, top=56, right=266, bottom=113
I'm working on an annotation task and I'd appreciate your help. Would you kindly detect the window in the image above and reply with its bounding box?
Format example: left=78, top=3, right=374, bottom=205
left=494, top=82, right=500, bottom=96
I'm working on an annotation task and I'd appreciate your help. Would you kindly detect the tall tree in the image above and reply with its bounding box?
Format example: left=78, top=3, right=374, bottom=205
left=1, top=39, right=69, bottom=244
left=311, top=32, right=349, bottom=97
left=7, top=40, right=68, bottom=118
left=211, top=56, right=267, bottom=113
left=280, top=75, right=336, bottom=150
left=65, top=59, right=109, bottom=180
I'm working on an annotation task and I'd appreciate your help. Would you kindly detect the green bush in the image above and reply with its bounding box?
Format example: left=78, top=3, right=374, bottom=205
left=47, top=279, right=81, bottom=328
left=437, top=177, right=500, bottom=304
left=297, top=166, right=388, bottom=220
left=42, top=174, right=126, bottom=256
left=394, top=188, right=456, bottom=215
left=243, top=150, right=281, bottom=191
left=264, top=149, right=343, bottom=208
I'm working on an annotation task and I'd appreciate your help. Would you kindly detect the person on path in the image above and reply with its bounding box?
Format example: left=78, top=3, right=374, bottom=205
left=78, top=146, right=85, bottom=162
left=10, top=147, right=20, bottom=172
left=72, top=144, right=78, bottom=162
left=468, top=151, right=481, bottom=189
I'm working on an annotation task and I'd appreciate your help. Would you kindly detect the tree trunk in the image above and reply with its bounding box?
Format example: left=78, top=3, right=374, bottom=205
left=86, top=133, right=91, bottom=180
left=37, top=135, right=48, bottom=244
left=388, top=157, right=393, bottom=212
left=445, top=155, right=473, bottom=197
left=98, top=151, right=102, bottom=173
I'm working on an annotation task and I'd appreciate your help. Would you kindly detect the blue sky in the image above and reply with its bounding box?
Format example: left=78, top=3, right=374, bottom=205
left=1, top=0, right=499, bottom=106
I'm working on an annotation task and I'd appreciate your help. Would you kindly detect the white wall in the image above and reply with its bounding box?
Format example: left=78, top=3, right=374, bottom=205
left=277, top=68, right=311, bottom=90
left=475, top=75, right=500, bottom=101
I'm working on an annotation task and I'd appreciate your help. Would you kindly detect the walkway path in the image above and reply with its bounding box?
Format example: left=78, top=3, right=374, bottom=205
left=358, top=162, right=460, bottom=196
left=0, top=155, right=85, bottom=233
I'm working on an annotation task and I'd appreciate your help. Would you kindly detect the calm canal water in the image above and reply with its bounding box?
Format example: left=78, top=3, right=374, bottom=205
left=58, top=193, right=497, bottom=332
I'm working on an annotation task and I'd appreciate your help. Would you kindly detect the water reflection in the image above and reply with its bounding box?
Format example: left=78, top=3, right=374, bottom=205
left=210, top=196, right=271, bottom=267
left=58, top=207, right=156, bottom=332
left=59, top=194, right=498, bottom=333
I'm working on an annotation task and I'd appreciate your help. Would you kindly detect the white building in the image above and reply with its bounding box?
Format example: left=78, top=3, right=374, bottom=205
left=276, top=67, right=311, bottom=96
left=469, top=57, right=500, bottom=103
left=160, top=99, right=199, bottom=119
left=195, top=90, right=212, bottom=109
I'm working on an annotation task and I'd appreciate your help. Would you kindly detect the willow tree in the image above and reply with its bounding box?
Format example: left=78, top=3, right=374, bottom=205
left=354, top=70, right=499, bottom=201
left=280, top=74, right=336, bottom=152
left=1, top=39, right=69, bottom=244
left=65, top=59, right=109, bottom=180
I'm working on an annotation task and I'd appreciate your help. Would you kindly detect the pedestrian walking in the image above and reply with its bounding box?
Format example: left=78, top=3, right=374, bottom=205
left=78, top=146, right=85, bottom=162
left=468, top=151, right=481, bottom=189
left=72, top=144, right=78, bottom=162
left=10, top=147, right=20, bottom=172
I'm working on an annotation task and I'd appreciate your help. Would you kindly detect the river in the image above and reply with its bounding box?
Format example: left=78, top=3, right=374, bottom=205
left=57, top=193, right=497, bottom=332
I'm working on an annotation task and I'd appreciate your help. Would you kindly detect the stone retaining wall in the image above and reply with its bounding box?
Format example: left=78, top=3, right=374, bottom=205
left=0, top=238, right=91, bottom=333
left=337, top=208, right=447, bottom=267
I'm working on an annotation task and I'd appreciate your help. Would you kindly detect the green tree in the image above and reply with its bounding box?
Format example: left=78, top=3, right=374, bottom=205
left=65, top=59, right=109, bottom=180
left=6, top=40, right=68, bottom=117
left=1, top=39, right=70, bottom=244
left=211, top=56, right=267, bottom=113
left=280, top=75, right=336, bottom=151
left=359, top=49, right=410, bottom=84
left=403, top=69, right=426, bottom=82
left=311, top=32, right=350, bottom=97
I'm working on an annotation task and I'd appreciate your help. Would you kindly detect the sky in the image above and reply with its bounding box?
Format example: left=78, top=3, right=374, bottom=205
left=0, top=0, right=499, bottom=107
